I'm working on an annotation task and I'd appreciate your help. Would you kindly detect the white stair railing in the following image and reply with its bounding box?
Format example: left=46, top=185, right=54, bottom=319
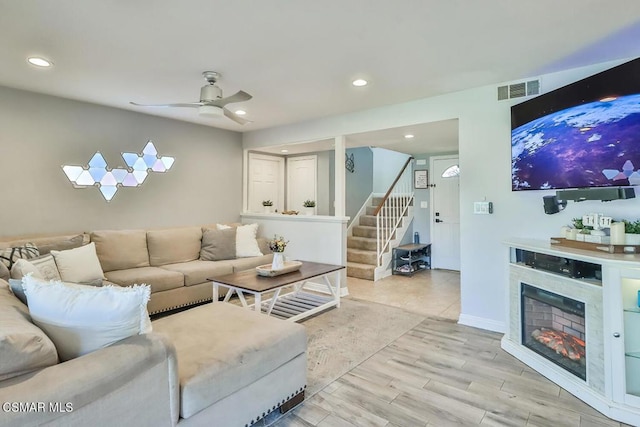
left=374, top=157, right=415, bottom=267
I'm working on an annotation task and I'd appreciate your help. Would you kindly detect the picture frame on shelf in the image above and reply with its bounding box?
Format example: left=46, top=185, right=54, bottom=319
left=414, top=170, right=428, bottom=189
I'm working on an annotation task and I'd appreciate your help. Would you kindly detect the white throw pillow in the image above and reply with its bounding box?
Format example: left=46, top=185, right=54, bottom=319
left=22, top=275, right=152, bottom=361
left=235, top=223, right=263, bottom=257
left=51, top=243, right=105, bottom=284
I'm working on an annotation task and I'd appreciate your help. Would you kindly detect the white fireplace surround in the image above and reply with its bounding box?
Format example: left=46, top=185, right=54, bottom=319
left=504, top=265, right=604, bottom=394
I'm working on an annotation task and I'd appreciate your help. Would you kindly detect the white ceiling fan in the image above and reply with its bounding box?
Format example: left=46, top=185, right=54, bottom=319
left=130, top=71, right=252, bottom=125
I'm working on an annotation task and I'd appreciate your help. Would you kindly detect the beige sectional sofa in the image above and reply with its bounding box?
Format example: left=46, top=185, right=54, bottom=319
left=0, top=278, right=307, bottom=426
left=0, top=224, right=274, bottom=315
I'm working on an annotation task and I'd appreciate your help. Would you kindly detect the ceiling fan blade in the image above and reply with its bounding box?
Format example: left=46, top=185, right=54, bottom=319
left=210, top=91, right=252, bottom=107
left=129, top=101, right=204, bottom=108
left=223, top=107, right=252, bottom=125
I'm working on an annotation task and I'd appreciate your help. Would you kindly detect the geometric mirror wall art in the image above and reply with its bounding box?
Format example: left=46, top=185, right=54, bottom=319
left=62, top=140, right=175, bottom=201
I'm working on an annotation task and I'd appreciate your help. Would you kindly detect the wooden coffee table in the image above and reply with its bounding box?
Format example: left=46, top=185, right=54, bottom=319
left=209, top=261, right=344, bottom=322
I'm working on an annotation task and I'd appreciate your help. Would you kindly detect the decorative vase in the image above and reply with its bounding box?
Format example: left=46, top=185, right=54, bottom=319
left=271, top=252, right=285, bottom=270
left=263, top=206, right=272, bottom=214
left=304, top=207, right=314, bottom=216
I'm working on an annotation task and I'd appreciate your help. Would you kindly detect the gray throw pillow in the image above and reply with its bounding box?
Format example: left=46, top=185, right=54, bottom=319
left=200, top=228, right=236, bottom=261
left=8, top=279, right=27, bottom=305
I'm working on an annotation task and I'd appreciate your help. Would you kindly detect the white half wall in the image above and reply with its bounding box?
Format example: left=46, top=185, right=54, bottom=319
left=243, top=57, right=639, bottom=333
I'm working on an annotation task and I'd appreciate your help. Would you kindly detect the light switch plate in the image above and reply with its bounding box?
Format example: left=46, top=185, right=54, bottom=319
left=474, top=201, right=493, bottom=214
left=420, top=201, right=428, bottom=208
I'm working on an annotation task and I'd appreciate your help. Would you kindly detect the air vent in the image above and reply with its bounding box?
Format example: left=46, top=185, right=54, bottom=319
left=497, top=79, right=540, bottom=101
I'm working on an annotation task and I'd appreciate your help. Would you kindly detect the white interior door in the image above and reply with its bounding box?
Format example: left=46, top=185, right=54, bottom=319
left=287, top=155, right=317, bottom=212
left=248, top=153, right=284, bottom=213
left=430, top=156, right=460, bottom=270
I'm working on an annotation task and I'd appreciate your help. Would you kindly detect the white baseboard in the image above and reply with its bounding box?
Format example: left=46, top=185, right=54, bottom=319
left=458, top=314, right=506, bottom=333
left=303, top=281, right=349, bottom=297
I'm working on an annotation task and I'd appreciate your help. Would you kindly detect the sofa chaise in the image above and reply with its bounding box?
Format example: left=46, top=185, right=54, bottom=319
left=0, top=278, right=307, bottom=427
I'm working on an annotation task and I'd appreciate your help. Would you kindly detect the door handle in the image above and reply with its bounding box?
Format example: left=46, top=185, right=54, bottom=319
left=435, top=218, right=443, bottom=223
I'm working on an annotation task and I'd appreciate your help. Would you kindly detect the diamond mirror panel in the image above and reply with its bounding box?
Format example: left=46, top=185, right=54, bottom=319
left=62, top=140, right=174, bottom=201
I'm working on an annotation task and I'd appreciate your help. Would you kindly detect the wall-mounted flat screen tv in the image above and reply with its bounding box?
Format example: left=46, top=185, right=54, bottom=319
left=511, top=57, right=640, bottom=191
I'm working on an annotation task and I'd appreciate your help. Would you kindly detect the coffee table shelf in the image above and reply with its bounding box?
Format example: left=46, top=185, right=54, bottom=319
left=209, top=261, right=344, bottom=322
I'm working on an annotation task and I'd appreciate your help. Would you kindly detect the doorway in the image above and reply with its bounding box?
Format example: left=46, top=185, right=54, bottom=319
left=286, top=155, right=317, bottom=212
left=430, top=155, right=460, bottom=270
left=247, top=153, right=285, bottom=213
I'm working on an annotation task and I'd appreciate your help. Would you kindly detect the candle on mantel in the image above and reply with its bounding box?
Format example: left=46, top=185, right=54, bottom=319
left=610, top=222, right=626, bottom=245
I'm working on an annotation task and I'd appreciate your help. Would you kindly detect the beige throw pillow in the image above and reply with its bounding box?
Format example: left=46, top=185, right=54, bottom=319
left=51, top=243, right=105, bottom=285
left=36, top=234, right=84, bottom=255
left=0, top=261, right=10, bottom=281
left=200, top=228, right=236, bottom=261
left=11, top=255, right=61, bottom=281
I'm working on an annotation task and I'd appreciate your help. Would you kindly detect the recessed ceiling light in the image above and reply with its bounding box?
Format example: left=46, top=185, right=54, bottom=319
left=352, top=79, right=368, bottom=87
left=281, top=149, right=289, bottom=153
left=404, top=134, right=415, bottom=139
left=27, top=57, right=53, bottom=67
left=235, top=110, right=247, bottom=116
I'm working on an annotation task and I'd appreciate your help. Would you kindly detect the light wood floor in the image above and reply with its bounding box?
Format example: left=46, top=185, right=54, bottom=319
left=273, top=270, right=630, bottom=427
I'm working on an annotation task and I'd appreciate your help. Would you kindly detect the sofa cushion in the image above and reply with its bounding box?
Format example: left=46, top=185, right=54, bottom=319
left=147, top=227, right=202, bottom=267
left=200, top=228, right=236, bottom=261
left=152, top=303, right=307, bottom=419
left=91, top=229, right=150, bottom=272
left=0, top=279, right=59, bottom=381
left=105, top=266, right=184, bottom=293
left=22, top=276, right=151, bottom=362
left=160, top=260, right=234, bottom=287
left=36, top=234, right=84, bottom=255
left=51, top=243, right=105, bottom=285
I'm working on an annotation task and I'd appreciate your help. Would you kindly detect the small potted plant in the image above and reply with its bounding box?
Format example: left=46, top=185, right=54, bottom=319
left=572, top=218, right=592, bottom=242
left=624, top=219, right=640, bottom=245
left=262, top=200, right=273, bottom=214
left=302, top=200, right=316, bottom=216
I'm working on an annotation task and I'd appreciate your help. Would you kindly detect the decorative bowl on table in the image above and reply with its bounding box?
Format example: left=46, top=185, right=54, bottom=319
left=256, top=261, right=303, bottom=277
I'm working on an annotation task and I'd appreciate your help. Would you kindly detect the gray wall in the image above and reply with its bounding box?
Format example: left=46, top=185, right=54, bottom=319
left=329, top=147, right=373, bottom=223
left=0, top=86, right=243, bottom=237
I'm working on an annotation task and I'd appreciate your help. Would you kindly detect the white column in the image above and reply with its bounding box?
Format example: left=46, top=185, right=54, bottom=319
left=334, top=135, right=346, bottom=217
left=242, top=149, right=249, bottom=213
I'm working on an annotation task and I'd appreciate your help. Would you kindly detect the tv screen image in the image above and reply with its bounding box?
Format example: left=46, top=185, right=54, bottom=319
left=511, top=93, right=640, bottom=191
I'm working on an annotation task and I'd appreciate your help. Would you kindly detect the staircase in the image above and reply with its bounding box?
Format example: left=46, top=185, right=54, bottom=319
left=347, top=197, right=413, bottom=280
left=346, top=157, right=415, bottom=281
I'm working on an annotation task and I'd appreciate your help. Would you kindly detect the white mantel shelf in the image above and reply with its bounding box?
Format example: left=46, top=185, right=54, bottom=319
left=504, top=238, right=640, bottom=426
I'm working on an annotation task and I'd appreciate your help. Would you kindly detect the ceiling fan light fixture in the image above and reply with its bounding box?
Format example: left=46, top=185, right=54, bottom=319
left=235, top=109, right=247, bottom=116
left=198, top=105, right=224, bottom=118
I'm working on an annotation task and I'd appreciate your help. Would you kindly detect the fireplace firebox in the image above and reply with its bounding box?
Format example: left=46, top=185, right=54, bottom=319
left=521, top=283, right=586, bottom=380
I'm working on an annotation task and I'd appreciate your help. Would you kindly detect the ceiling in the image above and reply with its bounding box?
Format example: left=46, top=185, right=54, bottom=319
left=1, top=1, right=640, bottom=153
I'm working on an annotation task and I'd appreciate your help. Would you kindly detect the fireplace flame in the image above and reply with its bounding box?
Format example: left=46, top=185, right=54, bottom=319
left=532, top=328, right=585, bottom=363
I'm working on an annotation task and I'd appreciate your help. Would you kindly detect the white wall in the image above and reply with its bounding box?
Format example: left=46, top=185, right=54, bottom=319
left=371, top=147, right=412, bottom=193
left=243, top=57, right=639, bottom=333
left=0, top=86, right=243, bottom=237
